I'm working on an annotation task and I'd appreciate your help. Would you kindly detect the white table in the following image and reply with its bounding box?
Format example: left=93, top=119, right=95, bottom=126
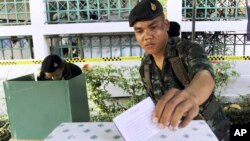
left=43, top=121, right=218, bottom=141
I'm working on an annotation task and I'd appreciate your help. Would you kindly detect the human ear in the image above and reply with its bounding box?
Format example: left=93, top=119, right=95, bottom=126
left=164, top=19, right=170, bottom=31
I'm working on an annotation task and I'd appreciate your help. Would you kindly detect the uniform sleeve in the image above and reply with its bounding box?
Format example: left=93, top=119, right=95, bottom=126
left=185, top=42, right=215, bottom=79
left=71, top=63, right=82, bottom=76
left=37, top=71, right=47, bottom=80
left=139, top=55, right=153, bottom=91
left=63, top=63, right=82, bottom=80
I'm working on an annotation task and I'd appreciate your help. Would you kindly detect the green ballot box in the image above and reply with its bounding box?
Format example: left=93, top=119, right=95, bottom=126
left=3, top=74, right=90, bottom=140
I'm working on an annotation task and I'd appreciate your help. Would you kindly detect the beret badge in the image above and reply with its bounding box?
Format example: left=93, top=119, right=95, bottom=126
left=150, top=2, right=156, bottom=11
left=53, top=63, right=58, bottom=68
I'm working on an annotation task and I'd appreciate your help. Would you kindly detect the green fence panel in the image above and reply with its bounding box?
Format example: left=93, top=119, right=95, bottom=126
left=182, top=0, right=247, bottom=21
left=0, top=0, right=30, bottom=25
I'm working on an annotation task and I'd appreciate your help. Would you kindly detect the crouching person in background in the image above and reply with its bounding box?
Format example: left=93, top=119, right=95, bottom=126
left=38, top=54, right=82, bottom=80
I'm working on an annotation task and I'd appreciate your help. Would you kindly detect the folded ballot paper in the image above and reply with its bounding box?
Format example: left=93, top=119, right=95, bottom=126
left=113, top=97, right=219, bottom=141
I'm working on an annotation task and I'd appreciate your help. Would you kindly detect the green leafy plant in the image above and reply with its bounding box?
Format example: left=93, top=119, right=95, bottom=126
left=224, top=107, right=250, bottom=125
left=212, top=61, right=239, bottom=103
left=223, top=94, right=250, bottom=125
left=83, top=65, right=146, bottom=121
left=0, top=77, right=11, bottom=141
left=84, top=60, right=241, bottom=121
left=0, top=115, right=11, bottom=141
left=237, top=94, right=250, bottom=107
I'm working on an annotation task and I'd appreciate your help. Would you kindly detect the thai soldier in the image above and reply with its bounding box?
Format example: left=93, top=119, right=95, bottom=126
left=128, top=0, right=230, bottom=140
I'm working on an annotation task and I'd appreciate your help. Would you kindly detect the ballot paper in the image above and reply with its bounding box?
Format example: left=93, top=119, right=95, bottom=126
left=113, top=97, right=219, bottom=141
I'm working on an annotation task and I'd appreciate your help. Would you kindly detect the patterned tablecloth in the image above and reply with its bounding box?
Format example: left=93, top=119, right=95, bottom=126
left=43, top=121, right=218, bottom=141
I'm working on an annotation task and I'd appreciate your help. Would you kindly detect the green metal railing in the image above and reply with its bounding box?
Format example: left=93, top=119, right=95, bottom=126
left=0, top=33, right=250, bottom=60
left=183, top=0, right=247, bottom=21
left=0, top=0, right=247, bottom=25
left=46, top=34, right=143, bottom=58
left=45, top=0, right=247, bottom=23
left=0, top=36, right=33, bottom=59
left=45, top=0, right=140, bottom=24
left=0, top=0, right=30, bottom=25
left=46, top=33, right=250, bottom=59
left=182, top=32, right=250, bottom=56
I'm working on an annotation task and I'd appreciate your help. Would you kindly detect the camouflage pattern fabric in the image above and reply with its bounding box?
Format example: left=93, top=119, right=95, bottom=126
left=139, top=37, right=230, bottom=141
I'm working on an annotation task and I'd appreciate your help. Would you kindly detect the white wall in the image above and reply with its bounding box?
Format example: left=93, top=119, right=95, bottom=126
left=218, top=61, right=250, bottom=99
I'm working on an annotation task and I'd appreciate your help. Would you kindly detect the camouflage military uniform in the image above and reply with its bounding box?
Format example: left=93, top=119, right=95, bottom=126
left=139, top=37, right=230, bottom=141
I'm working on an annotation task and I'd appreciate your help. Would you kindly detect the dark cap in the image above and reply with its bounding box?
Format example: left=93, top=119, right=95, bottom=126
left=41, top=54, right=62, bottom=73
left=168, top=21, right=181, bottom=37
left=129, top=0, right=163, bottom=27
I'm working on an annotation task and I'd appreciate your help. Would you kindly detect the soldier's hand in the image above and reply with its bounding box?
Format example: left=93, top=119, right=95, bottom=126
left=152, top=88, right=199, bottom=129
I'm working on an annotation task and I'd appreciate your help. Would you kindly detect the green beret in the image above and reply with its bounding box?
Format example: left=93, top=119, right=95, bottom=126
left=129, top=0, right=163, bottom=27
